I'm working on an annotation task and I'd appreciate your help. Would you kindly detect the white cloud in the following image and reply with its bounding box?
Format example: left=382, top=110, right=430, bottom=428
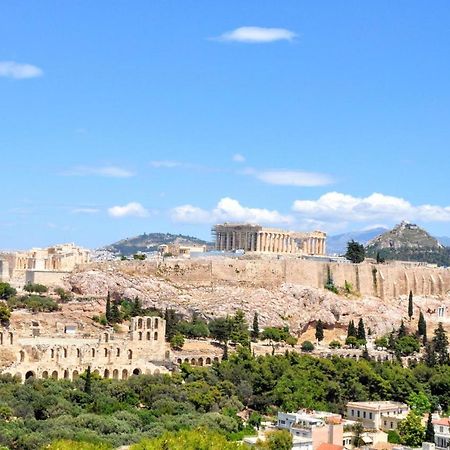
left=216, top=26, right=297, bottom=43
left=0, top=61, right=43, bottom=79
left=292, top=192, right=450, bottom=223
left=232, top=153, right=246, bottom=163
left=108, top=202, right=149, bottom=218
left=71, top=208, right=100, bottom=214
left=171, top=197, right=292, bottom=225
left=255, top=170, right=333, bottom=187
left=63, top=166, right=134, bottom=178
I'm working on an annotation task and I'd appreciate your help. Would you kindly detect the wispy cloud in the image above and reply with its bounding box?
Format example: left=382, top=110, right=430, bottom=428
left=243, top=168, right=333, bottom=187
left=108, top=202, right=149, bottom=218
left=232, top=153, right=246, bottom=163
left=0, top=61, right=43, bottom=79
left=171, top=197, right=292, bottom=225
left=63, top=165, right=134, bottom=178
left=71, top=207, right=100, bottom=214
left=292, top=192, right=450, bottom=223
left=215, top=26, right=297, bottom=43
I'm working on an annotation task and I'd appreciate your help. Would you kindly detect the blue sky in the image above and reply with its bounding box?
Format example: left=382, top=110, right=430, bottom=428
left=1, top=1, right=450, bottom=249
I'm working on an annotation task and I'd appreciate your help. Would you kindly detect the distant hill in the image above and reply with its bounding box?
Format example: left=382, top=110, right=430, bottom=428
left=437, top=236, right=450, bottom=247
left=327, top=227, right=388, bottom=255
left=366, top=221, right=450, bottom=266
left=103, top=233, right=212, bottom=256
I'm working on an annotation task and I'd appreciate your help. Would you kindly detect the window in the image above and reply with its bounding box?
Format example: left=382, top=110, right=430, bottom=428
left=357, top=411, right=360, bottom=418
left=351, top=409, right=354, bottom=416
left=363, top=411, right=366, bottom=419
left=438, top=306, right=445, bottom=318
left=384, top=421, right=387, bottom=426
left=369, top=413, right=373, bottom=419
left=390, top=422, right=393, bottom=429
left=440, top=426, right=444, bottom=433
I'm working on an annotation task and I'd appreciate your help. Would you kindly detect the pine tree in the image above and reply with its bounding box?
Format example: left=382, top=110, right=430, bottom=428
left=418, top=311, right=427, bottom=342
left=131, top=297, right=142, bottom=317
left=347, top=320, right=357, bottom=338
left=357, top=318, right=366, bottom=341
left=251, top=312, right=260, bottom=341
left=105, top=292, right=112, bottom=323
left=423, top=342, right=436, bottom=367
left=388, top=331, right=396, bottom=350
left=425, top=412, right=435, bottom=443
left=84, top=365, right=92, bottom=395
left=315, top=320, right=324, bottom=342
left=398, top=320, right=407, bottom=338
left=433, top=322, right=449, bottom=365
left=408, top=291, right=414, bottom=320
left=165, top=308, right=178, bottom=340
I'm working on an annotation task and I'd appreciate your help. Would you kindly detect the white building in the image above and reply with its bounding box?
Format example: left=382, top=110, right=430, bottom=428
left=433, top=417, right=450, bottom=450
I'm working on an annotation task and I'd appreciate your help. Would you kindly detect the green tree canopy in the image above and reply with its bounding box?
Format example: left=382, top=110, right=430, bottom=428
left=345, top=240, right=365, bottom=263
left=398, top=412, right=425, bottom=447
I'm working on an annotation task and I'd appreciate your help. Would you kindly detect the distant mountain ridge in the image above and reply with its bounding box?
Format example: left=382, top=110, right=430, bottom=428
left=366, top=221, right=450, bottom=266
left=103, top=233, right=212, bottom=256
left=327, top=227, right=388, bottom=254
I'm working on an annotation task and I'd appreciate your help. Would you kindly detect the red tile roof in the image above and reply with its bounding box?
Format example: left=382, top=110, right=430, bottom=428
left=433, top=418, right=450, bottom=426
left=317, top=444, right=344, bottom=450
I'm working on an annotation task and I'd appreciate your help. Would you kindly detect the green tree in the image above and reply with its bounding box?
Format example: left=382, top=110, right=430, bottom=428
left=105, top=292, right=112, bottom=323
left=315, top=320, right=324, bottom=342
left=345, top=240, right=365, bottom=263
left=423, top=341, right=436, bottom=367
left=170, top=333, right=185, bottom=350
left=251, top=312, right=260, bottom=341
left=347, top=320, right=357, bottom=338
left=111, top=301, right=121, bottom=324
left=398, top=320, right=407, bottom=339
left=418, top=311, right=427, bottom=343
left=375, top=336, right=388, bottom=348
left=408, top=291, right=414, bottom=320
left=285, top=335, right=297, bottom=347
left=357, top=318, right=366, bottom=342
left=84, top=366, right=92, bottom=395
left=395, top=335, right=420, bottom=356
left=229, top=310, right=249, bottom=347
left=0, top=303, right=11, bottom=324
left=248, top=411, right=262, bottom=430
left=352, top=421, right=364, bottom=447
left=398, top=412, right=425, bottom=447
left=209, top=317, right=231, bottom=344
left=329, top=340, right=341, bottom=349
left=131, top=297, right=142, bottom=316
left=408, top=391, right=431, bottom=416
left=0, top=282, right=16, bottom=300
left=433, top=322, right=449, bottom=365
left=345, top=336, right=359, bottom=348
left=24, top=283, right=48, bottom=294
left=301, top=341, right=314, bottom=352
left=165, top=308, right=179, bottom=340
left=257, top=429, right=293, bottom=450
left=424, top=412, right=435, bottom=443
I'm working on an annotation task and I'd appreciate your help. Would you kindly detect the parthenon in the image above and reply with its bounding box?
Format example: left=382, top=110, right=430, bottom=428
left=213, top=223, right=327, bottom=256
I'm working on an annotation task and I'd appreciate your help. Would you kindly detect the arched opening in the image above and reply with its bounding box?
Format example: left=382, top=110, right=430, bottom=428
left=64, top=370, right=69, bottom=380
left=191, top=358, right=196, bottom=365
left=104, top=333, right=109, bottom=343
left=51, top=370, right=58, bottom=380
left=25, top=371, right=35, bottom=380
left=42, top=371, right=49, bottom=379
left=77, top=348, right=81, bottom=357
left=177, top=358, right=182, bottom=364
left=184, top=358, right=189, bottom=363
left=104, top=369, right=110, bottom=378
left=206, top=357, right=211, bottom=365
left=93, top=369, right=100, bottom=376
left=127, top=349, right=133, bottom=360
left=63, top=348, right=68, bottom=358
left=147, top=331, right=151, bottom=340
left=138, top=318, right=143, bottom=329
left=91, top=348, right=95, bottom=357
left=116, top=348, right=120, bottom=357
left=122, top=369, right=128, bottom=380
left=0, top=332, right=3, bottom=345
left=154, top=331, right=158, bottom=341
left=72, top=370, right=79, bottom=380
left=154, top=318, right=159, bottom=328
left=51, top=349, right=55, bottom=358
left=132, top=368, right=141, bottom=376
left=213, top=357, right=219, bottom=363
left=138, top=331, right=143, bottom=341
left=104, top=348, right=108, bottom=357
left=113, top=369, right=119, bottom=380
left=198, top=357, right=204, bottom=366
left=19, top=350, right=25, bottom=362
left=147, top=318, right=151, bottom=328
left=9, top=332, right=13, bottom=345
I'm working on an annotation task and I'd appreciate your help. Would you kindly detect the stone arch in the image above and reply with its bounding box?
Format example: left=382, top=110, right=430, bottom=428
left=206, top=357, right=211, bottom=365
left=147, top=318, right=151, bottom=329
left=177, top=358, right=182, bottom=364
left=72, top=370, right=79, bottom=380
left=138, top=318, right=143, bottom=329
left=198, top=357, right=204, bottom=366
left=0, top=331, right=3, bottom=345
left=213, top=357, right=219, bottom=363
left=64, top=370, right=70, bottom=380
left=77, top=348, right=81, bottom=357
left=19, top=350, right=25, bottom=362
left=147, top=331, right=151, bottom=340
left=104, top=333, right=109, bottom=343
left=104, top=348, right=108, bottom=357
left=154, top=331, right=158, bottom=341
left=63, top=348, right=68, bottom=358
left=138, top=331, right=143, bottom=341
left=127, top=349, right=133, bottom=360
left=184, top=358, right=189, bottom=363
left=42, top=371, right=49, bottom=379
left=25, top=370, right=35, bottom=380
left=116, top=348, right=120, bottom=357
left=9, top=332, right=13, bottom=345
left=91, top=348, right=95, bottom=357
left=122, top=369, right=128, bottom=380
left=191, top=358, right=196, bottom=365
left=104, top=369, right=110, bottom=378
left=93, top=369, right=100, bottom=376
left=51, top=370, right=58, bottom=379
left=51, top=348, right=55, bottom=358
left=132, top=368, right=141, bottom=376
left=155, top=318, right=159, bottom=328
left=113, top=369, right=119, bottom=380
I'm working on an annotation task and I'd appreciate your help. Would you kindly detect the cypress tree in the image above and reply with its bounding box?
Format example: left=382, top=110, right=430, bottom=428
left=105, top=292, right=112, bottom=323
left=418, top=311, right=427, bottom=342
left=423, top=342, right=436, bottom=367
left=315, top=320, right=324, bottom=342
left=132, top=297, right=142, bottom=316
left=357, top=318, right=366, bottom=341
left=347, top=320, right=356, bottom=338
left=425, top=412, right=435, bottom=443
left=398, top=320, right=407, bottom=338
left=433, top=322, right=449, bottom=365
left=165, top=308, right=178, bottom=340
left=84, top=365, right=92, bottom=395
left=111, top=301, right=121, bottom=324
left=251, top=312, right=260, bottom=341
left=388, top=331, right=396, bottom=350
left=408, top=291, right=414, bottom=320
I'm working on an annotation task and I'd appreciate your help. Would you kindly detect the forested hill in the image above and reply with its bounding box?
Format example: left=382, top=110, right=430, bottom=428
left=366, top=222, right=450, bottom=266
left=103, top=233, right=212, bottom=256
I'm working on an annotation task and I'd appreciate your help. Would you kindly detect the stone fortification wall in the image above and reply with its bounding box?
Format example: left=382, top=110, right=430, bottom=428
left=84, top=258, right=450, bottom=299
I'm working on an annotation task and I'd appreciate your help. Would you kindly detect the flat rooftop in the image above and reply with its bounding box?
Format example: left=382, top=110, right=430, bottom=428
left=347, top=401, right=408, bottom=410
